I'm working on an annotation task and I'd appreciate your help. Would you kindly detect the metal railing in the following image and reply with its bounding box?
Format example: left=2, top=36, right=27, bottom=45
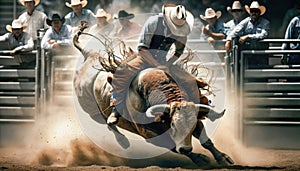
left=0, top=50, right=39, bottom=122
left=231, top=39, right=300, bottom=149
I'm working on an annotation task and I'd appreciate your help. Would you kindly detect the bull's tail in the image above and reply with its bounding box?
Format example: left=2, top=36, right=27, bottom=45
left=73, top=23, right=88, bottom=53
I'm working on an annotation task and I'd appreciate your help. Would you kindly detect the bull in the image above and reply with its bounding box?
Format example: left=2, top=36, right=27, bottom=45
left=73, top=25, right=234, bottom=168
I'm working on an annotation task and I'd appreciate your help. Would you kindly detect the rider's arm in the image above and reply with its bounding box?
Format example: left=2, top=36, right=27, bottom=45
left=166, top=36, right=187, bottom=66
left=137, top=15, right=161, bottom=67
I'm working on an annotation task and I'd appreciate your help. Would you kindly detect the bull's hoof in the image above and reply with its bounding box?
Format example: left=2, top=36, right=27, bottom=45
left=216, top=153, right=234, bottom=166
left=187, top=152, right=211, bottom=168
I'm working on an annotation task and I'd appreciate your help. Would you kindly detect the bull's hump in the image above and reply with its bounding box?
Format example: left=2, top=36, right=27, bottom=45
left=139, top=68, right=185, bottom=104
left=139, top=69, right=170, bottom=88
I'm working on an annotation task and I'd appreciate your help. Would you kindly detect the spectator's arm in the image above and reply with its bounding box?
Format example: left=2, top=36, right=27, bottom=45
left=208, top=32, right=226, bottom=40
left=41, top=29, right=53, bottom=50
left=0, top=33, right=10, bottom=42
left=282, top=17, right=296, bottom=50
left=13, top=35, right=34, bottom=53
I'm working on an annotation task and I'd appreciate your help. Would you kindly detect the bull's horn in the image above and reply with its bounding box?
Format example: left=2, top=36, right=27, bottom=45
left=146, top=104, right=170, bottom=118
left=195, top=104, right=225, bottom=122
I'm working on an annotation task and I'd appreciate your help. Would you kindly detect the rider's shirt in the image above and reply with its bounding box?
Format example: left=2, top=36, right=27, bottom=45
left=138, top=14, right=187, bottom=65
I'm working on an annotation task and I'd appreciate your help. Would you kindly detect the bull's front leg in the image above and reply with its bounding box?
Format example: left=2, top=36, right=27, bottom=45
left=193, top=120, right=234, bottom=166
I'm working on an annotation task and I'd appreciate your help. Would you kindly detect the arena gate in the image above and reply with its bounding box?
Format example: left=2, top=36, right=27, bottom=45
left=232, top=39, right=300, bottom=149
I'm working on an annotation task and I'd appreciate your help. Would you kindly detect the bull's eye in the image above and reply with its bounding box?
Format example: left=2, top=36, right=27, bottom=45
left=171, top=122, right=175, bottom=127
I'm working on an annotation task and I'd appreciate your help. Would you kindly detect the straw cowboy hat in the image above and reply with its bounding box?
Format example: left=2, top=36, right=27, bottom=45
left=163, top=4, right=194, bottom=37
left=227, top=1, right=243, bottom=12
left=66, top=0, right=87, bottom=8
left=200, top=8, right=222, bottom=21
left=19, top=0, right=40, bottom=6
left=245, top=1, right=266, bottom=15
left=6, top=19, right=27, bottom=32
left=115, top=10, right=135, bottom=20
left=46, top=13, right=65, bottom=26
left=95, top=9, right=111, bottom=21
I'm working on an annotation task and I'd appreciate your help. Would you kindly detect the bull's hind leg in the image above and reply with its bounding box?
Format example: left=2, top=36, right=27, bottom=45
left=193, top=120, right=234, bottom=166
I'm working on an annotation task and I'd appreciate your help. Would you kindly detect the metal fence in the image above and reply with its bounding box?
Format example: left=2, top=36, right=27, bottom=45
left=231, top=39, right=300, bottom=149
left=0, top=50, right=39, bottom=122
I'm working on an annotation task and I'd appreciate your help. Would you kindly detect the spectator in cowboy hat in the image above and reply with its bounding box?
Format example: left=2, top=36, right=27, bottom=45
left=41, top=13, right=73, bottom=53
left=17, top=0, right=48, bottom=48
left=225, top=1, right=246, bottom=36
left=225, top=1, right=270, bottom=68
left=107, top=4, right=210, bottom=125
left=200, top=7, right=226, bottom=48
left=0, top=19, right=34, bottom=55
left=64, top=0, right=96, bottom=28
left=282, top=15, right=300, bottom=65
left=89, top=9, right=114, bottom=36
left=280, top=0, right=300, bottom=37
left=115, top=10, right=142, bottom=38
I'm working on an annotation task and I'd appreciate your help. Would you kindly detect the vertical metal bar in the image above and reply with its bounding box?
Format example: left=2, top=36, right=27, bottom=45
left=37, top=29, right=46, bottom=114
left=232, top=39, right=240, bottom=140
left=13, top=0, right=16, bottom=19
left=50, top=59, right=55, bottom=105
left=233, top=42, right=239, bottom=92
left=239, top=51, right=245, bottom=144
left=34, top=51, right=39, bottom=120
left=224, top=53, right=231, bottom=102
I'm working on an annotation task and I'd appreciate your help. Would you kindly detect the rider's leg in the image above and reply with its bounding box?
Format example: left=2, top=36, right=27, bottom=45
left=107, top=56, right=147, bottom=125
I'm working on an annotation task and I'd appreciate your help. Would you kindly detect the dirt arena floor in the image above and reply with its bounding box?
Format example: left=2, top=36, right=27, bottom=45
left=1, top=104, right=300, bottom=171
left=1, top=143, right=300, bottom=171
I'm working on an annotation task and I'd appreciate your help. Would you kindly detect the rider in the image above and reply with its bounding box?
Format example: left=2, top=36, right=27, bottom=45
left=107, top=4, right=209, bottom=125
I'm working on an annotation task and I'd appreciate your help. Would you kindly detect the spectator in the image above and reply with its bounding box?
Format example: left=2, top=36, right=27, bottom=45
left=225, top=1, right=246, bottom=36
left=17, top=0, right=48, bottom=48
left=115, top=10, right=142, bottom=38
left=0, top=19, right=34, bottom=55
left=89, top=9, right=114, bottom=36
left=279, top=0, right=300, bottom=37
left=64, top=0, right=96, bottom=28
left=108, top=4, right=209, bottom=124
left=41, top=13, right=73, bottom=54
left=225, top=1, right=270, bottom=68
left=282, top=15, right=300, bottom=65
left=200, top=8, right=226, bottom=49
left=94, top=0, right=113, bottom=14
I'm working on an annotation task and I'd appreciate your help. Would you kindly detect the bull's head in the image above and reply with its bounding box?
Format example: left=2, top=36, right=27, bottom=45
left=146, top=101, right=197, bottom=154
left=146, top=101, right=225, bottom=154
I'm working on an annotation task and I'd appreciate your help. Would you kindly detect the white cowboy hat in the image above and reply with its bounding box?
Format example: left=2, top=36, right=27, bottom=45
left=19, top=0, right=40, bottom=6
left=200, top=8, right=222, bottom=21
left=6, top=19, right=27, bottom=32
left=94, top=9, right=111, bottom=20
left=245, top=1, right=266, bottom=16
left=66, top=0, right=88, bottom=8
left=227, top=1, right=243, bottom=12
left=163, top=4, right=194, bottom=37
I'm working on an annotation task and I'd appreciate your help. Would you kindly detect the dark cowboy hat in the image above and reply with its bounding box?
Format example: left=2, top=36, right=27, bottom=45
left=46, top=13, right=65, bottom=26
left=115, top=10, right=134, bottom=19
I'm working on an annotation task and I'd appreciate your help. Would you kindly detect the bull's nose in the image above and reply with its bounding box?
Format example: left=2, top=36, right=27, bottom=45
left=178, top=146, right=192, bottom=154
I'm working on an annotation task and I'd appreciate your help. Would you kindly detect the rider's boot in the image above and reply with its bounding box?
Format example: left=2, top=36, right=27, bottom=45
left=107, top=93, right=121, bottom=125
left=107, top=106, right=121, bottom=125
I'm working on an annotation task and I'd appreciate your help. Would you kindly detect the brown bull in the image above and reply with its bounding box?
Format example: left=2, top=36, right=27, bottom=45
left=73, top=25, right=234, bottom=167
